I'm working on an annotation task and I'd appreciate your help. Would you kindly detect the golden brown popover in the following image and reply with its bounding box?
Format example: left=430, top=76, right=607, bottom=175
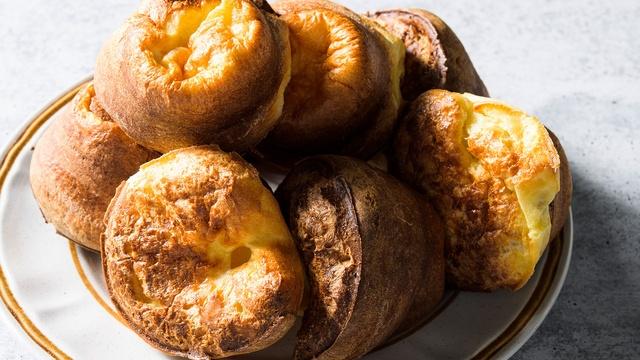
left=94, top=0, right=291, bottom=153
left=369, top=9, right=488, bottom=100
left=102, top=146, right=304, bottom=359
left=393, top=90, right=572, bottom=291
left=29, top=83, right=157, bottom=251
left=276, top=155, right=444, bottom=360
left=266, top=0, right=405, bottom=158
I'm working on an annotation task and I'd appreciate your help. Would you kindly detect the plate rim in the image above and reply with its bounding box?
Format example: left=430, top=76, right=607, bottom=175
left=475, top=211, right=573, bottom=359
left=0, top=78, right=574, bottom=360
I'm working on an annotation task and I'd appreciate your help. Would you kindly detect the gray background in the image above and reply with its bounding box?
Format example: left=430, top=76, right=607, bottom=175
left=0, top=0, right=638, bottom=358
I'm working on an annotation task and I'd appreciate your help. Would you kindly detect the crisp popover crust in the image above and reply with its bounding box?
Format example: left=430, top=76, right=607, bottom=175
left=369, top=9, right=488, bottom=100
left=21, top=0, right=578, bottom=357
left=393, top=90, right=571, bottom=291
left=548, top=130, right=572, bottom=241
left=29, top=83, right=157, bottom=251
left=267, top=0, right=404, bottom=158
left=276, top=155, right=444, bottom=360
left=94, top=0, right=291, bottom=153
left=101, top=146, right=304, bottom=359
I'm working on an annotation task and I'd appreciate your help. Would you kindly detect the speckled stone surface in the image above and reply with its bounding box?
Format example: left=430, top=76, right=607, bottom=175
left=0, top=0, right=638, bottom=359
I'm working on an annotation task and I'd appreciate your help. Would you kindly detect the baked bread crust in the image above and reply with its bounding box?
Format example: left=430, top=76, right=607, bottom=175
left=267, top=0, right=405, bottom=158
left=548, top=130, right=572, bottom=241
left=94, top=0, right=291, bottom=153
left=392, top=90, right=572, bottom=291
left=276, top=155, right=444, bottom=360
left=369, top=9, right=488, bottom=100
left=102, top=146, right=304, bottom=359
left=29, top=83, right=157, bottom=251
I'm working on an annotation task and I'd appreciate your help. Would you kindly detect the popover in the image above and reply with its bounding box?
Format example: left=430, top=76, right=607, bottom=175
left=369, top=9, right=489, bottom=100
left=102, top=146, right=304, bottom=359
left=29, top=83, right=157, bottom=251
left=393, top=90, right=571, bottom=291
left=267, top=0, right=405, bottom=158
left=94, top=0, right=291, bottom=153
left=276, top=155, right=444, bottom=360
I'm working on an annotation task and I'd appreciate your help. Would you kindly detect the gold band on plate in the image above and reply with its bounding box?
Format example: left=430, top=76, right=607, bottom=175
left=0, top=81, right=86, bottom=360
left=472, top=234, right=563, bottom=359
left=68, top=243, right=126, bottom=325
left=0, top=79, right=565, bottom=359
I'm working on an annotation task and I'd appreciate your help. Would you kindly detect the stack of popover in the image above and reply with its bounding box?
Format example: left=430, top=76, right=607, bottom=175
left=29, top=0, right=572, bottom=359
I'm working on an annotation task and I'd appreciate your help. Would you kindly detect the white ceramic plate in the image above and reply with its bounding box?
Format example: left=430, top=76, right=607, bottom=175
left=0, top=80, right=573, bottom=360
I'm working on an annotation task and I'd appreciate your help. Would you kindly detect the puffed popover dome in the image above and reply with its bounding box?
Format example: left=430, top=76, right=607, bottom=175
left=393, top=90, right=571, bottom=290
left=102, top=146, right=304, bottom=359
left=30, top=83, right=157, bottom=251
left=95, top=0, right=291, bottom=153
left=266, top=0, right=405, bottom=158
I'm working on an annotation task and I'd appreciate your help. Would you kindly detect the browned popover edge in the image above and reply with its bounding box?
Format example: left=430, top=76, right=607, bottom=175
left=29, top=83, right=157, bottom=251
left=369, top=8, right=489, bottom=100
left=548, top=130, right=573, bottom=241
left=276, top=155, right=444, bottom=360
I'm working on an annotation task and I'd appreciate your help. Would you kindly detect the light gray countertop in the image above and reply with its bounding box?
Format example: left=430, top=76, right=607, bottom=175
left=0, top=0, right=638, bottom=359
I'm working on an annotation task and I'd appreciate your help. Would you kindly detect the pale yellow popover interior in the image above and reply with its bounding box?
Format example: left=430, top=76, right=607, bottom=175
left=460, top=94, right=560, bottom=279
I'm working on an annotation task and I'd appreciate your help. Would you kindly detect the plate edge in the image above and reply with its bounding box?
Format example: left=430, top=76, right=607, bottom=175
left=0, top=77, right=574, bottom=360
left=0, top=78, right=91, bottom=360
